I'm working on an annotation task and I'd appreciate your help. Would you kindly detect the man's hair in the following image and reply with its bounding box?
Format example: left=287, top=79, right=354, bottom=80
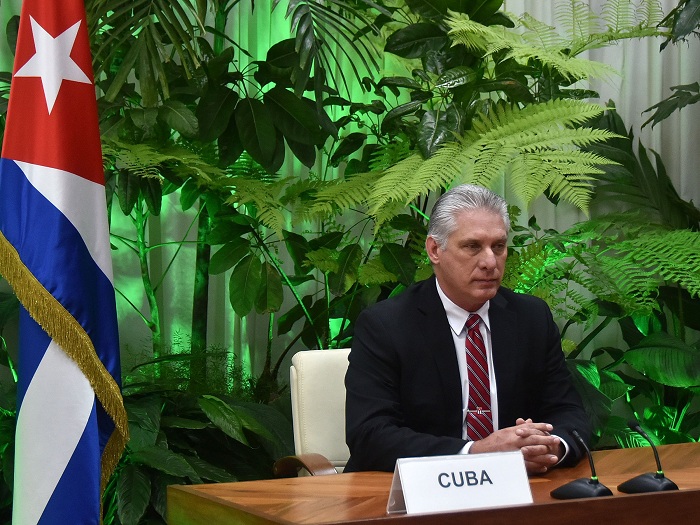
left=427, top=184, right=510, bottom=250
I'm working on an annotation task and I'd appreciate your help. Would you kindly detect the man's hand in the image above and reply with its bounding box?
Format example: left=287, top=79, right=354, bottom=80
left=469, top=418, right=563, bottom=474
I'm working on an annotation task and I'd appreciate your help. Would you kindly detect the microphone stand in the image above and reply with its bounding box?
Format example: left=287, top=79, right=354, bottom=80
left=617, top=421, right=678, bottom=494
left=550, top=430, right=613, bottom=499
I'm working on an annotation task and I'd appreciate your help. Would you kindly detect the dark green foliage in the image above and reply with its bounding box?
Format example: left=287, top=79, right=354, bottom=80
left=102, top=349, right=294, bottom=525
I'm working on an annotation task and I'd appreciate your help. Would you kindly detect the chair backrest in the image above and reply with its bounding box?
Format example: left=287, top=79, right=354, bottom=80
left=290, top=349, right=351, bottom=472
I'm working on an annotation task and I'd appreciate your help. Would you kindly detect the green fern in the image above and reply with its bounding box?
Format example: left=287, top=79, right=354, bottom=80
left=225, top=176, right=290, bottom=237
left=604, top=230, right=700, bottom=298
left=103, top=140, right=226, bottom=185
left=365, top=99, right=618, bottom=224
left=448, top=1, right=667, bottom=84
left=305, top=247, right=340, bottom=274
left=305, top=170, right=383, bottom=220
left=545, top=0, right=666, bottom=57
left=446, top=12, right=616, bottom=82
left=358, top=256, right=396, bottom=286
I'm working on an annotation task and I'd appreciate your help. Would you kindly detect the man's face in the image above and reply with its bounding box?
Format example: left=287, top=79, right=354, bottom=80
left=426, top=209, right=508, bottom=312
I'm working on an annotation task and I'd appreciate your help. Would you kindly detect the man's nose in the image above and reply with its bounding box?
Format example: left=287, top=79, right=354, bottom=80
left=479, top=249, right=498, bottom=269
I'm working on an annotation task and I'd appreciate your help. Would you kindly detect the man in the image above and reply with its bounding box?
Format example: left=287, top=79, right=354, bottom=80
left=344, top=184, right=590, bottom=473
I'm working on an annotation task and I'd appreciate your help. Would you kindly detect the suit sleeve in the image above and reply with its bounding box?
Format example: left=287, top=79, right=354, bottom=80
left=530, top=298, right=591, bottom=467
left=344, top=307, right=467, bottom=472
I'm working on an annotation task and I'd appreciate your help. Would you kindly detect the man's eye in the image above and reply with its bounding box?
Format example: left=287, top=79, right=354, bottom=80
left=493, top=244, right=506, bottom=254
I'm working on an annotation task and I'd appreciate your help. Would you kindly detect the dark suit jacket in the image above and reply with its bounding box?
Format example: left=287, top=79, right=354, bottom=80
left=344, top=276, right=590, bottom=472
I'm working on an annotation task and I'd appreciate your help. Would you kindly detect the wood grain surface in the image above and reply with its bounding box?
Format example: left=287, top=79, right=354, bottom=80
left=167, top=442, right=700, bottom=525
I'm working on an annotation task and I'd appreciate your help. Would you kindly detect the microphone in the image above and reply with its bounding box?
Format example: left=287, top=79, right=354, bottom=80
left=617, top=420, right=678, bottom=494
left=550, top=429, right=613, bottom=499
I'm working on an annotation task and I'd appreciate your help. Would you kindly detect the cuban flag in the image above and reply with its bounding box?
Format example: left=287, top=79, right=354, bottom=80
left=0, top=1, right=128, bottom=523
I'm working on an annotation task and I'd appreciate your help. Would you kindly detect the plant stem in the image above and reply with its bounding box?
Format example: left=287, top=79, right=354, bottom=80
left=251, top=229, right=323, bottom=350
left=134, top=202, right=162, bottom=359
left=190, top=202, right=211, bottom=391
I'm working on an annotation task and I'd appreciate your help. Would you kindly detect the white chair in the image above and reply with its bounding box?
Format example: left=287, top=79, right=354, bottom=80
left=274, top=349, right=350, bottom=477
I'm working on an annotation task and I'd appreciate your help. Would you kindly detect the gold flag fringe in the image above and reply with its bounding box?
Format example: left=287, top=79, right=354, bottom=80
left=0, top=231, right=129, bottom=494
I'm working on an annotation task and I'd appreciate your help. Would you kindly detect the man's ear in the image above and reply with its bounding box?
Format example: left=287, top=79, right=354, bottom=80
left=426, top=235, right=440, bottom=264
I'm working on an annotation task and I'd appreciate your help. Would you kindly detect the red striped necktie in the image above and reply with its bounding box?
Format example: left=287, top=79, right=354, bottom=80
left=465, top=314, right=493, bottom=441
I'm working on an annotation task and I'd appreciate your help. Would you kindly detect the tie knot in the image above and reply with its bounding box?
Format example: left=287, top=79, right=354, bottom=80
left=467, top=314, right=482, bottom=331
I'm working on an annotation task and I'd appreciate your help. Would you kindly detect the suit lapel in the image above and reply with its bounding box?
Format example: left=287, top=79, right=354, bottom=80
left=415, top=277, right=462, bottom=409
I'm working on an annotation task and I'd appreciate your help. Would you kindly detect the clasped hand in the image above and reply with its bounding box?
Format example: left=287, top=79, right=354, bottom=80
left=469, top=418, right=564, bottom=474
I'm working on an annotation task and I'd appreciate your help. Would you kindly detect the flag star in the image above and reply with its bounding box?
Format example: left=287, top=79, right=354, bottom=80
left=14, top=17, right=91, bottom=114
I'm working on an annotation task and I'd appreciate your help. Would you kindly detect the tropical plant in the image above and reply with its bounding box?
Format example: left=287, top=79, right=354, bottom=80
left=90, top=0, right=674, bottom=401
left=103, top=348, right=293, bottom=524
left=499, top=107, right=700, bottom=448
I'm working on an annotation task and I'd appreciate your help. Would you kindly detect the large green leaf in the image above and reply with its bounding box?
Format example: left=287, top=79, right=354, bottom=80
left=140, top=177, right=162, bottom=216
left=330, top=132, right=366, bottom=166
left=381, top=100, right=424, bottom=133
left=255, top=262, right=284, bottom=314
left=196, top=85, right=239, bottom=142
left=599, top=370, right=632, bottom=401
left=435, top=66, right=480, bottom=89
left=380, top=243, right=417, bottom=286
left=566, top=360, right=612, bottom=436
left=130, top=446, right=200, bottom=479
left=283, top=230, right=311, bottom=274
left=418, top=109, right=450, bottom=158
left=642, top=82, right=700, bottom=130
left=179, top=178, right=200, bottom=211
left=466, top=0, right=505, bottom=21
left=265, top=38, right=300, bottom=68
left=117, top=464, right=151, bottom=525
left=232, top=401, right=295, bottom=463
left=308, top=231, right=344, bottom=250
left=209, top=238, right=251, bottom=275
left=229, top=254, right=263, bottom=317
left=385, top=23, right=448, bottom=59
left=377, top=76, right=423, bottom=95
left=198, top=395, right=249, bottom=445
left=659, top=285, right=700, bottom=332
left=404, top=0, right=446, bottom=20
left=218, top=116, right=245, bottom=166
left=264, top=87, right=325, bottom=145
left=117, top=171, right=140, bottom=215
left=125, top=396, right=161, bottom=452
left=277, top=295, right=313, bottom=334
left=624, top=333, right=700, bottom=388
left=159, top=100, right=198, bottom=138
left=234, top=97, right=277, bottom=168
left=183, top=455, right=236, bottom=483
left=206, top=216, right=255, bottom=244
left=673, top=0, right=700, bottom=41
left=286, top=137, right=317, bottom=168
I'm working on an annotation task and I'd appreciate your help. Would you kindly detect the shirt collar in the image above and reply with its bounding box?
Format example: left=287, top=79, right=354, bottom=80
left=435, top=279, right=491, bottom=336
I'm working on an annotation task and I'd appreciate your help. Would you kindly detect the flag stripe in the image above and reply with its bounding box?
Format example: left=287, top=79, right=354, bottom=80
left=16, top=160, right=113, bottom=280
left=13, top=319, right=97, bottom=525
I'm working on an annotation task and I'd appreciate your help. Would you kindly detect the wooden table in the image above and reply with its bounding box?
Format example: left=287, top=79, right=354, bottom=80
left=167, top=442, right=700, bottom=524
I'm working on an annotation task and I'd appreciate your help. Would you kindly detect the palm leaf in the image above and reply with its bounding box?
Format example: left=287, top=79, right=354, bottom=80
left=281, top=0, right=382, bottom=97
left=89, top=0, right=202, bottom=103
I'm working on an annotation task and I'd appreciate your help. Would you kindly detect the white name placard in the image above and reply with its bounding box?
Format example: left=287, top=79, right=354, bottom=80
left=386, top=450, right=532, bottom=515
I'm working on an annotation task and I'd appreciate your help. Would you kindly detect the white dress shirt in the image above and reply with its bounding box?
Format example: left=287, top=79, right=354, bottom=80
left=435, top=280, right=497, bottom=453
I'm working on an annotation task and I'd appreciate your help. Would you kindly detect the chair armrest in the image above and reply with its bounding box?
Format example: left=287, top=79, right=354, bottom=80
left=273, top=453, right=338, bottom=477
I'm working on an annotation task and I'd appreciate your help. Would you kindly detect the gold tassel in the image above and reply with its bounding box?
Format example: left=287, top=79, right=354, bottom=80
left=0, top=232, right=129, bottom=494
